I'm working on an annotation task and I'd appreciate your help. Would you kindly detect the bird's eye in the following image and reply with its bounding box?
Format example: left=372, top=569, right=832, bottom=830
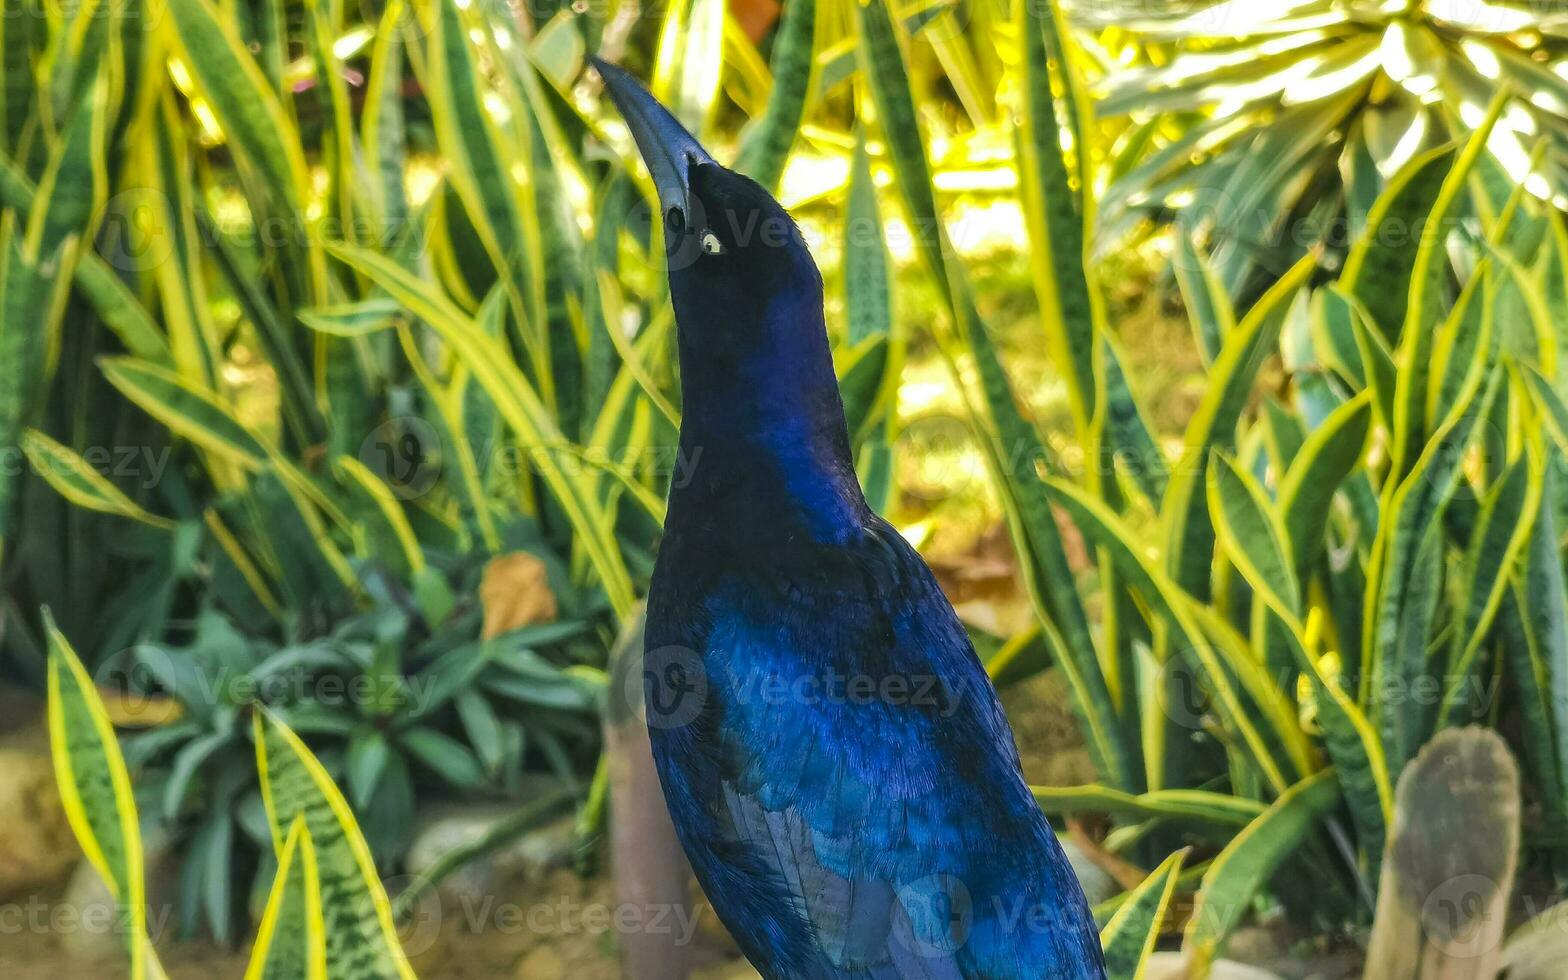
left=700, top=230, right=726, bottom=255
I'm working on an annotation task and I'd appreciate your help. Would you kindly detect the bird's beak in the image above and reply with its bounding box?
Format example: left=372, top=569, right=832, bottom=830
left=593, top=57, right=716, bottom=238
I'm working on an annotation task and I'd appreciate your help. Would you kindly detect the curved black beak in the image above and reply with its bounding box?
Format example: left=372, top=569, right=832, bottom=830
left=592, top=57, right=717, bottom=237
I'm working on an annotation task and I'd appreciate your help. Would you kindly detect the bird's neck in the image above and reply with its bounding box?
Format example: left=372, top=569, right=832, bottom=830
left=670, top=311, right=870, bottom=545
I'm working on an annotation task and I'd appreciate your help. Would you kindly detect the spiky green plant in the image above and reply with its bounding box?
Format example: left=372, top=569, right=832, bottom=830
left=854, top=0, right=1568, bottom=968
left=1080, top=0, right=1568, bottom=298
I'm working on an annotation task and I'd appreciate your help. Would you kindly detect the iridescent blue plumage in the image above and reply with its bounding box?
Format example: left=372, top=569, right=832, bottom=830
left=598, top=59, right=1106, bottom=979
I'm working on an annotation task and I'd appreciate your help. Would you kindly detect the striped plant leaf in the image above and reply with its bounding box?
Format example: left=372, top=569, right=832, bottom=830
left=653, top=0, right=726, bottom=135
left=1173, top=232, right=1234, bottom=367
left=1100, top=849, right=1187, bottom=980
left=99, top=357, right=267, bottom=468
left=1339, top=144, right=1456, bottom=343
left=1387, top=93, right=1506, bottom=478
left=1183, top=769, right=1342, bottom=972
left=25, top=65, right=108, bottom=262
left=733, top=0, right=816, bottom=191
left=245, top=816, right=327, bottom=980
left=45, top=610, right=167, bottom=980
left=333, top=454, right=426, bottom=577
left=1364, top=365, right=1504, bottom=773
left=1438, top=442, right=1544, bottom=729
left=20, top=429, right=175, bottom=529
left=1018, top=0, right=1100, bottom=435
left=843, top=133, right=898, bottom=514
left=1277, top=390, right=1373, bottom=585
left=0, top=221, right=75, bottom=561
left=254, top=709, right=416, bottom=980
left=327, top=242, right=635, bottom=618
left=1033, top=785, right=1263, bottom=829
left=1207, top=450, right=1299, bottom=622
left=164, top=0, right=311, bottom=216
left=1047, top=476, right=1306, bottom=794
left=1163, top=251, right=1315, bottom=601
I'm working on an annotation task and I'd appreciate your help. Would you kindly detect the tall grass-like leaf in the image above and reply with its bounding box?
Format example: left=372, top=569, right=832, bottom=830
left=164, top=0, right=311, bottom=217
left=45, top=610, right=167, bottom=980
left=1033, top=785, right=1263, bottom=829
left=26, top=66, right=107, bottom=261
left=425, top=0, right=523, bottom=291
left=1100, top=849, right=1186, bottom=980
left=653, top=0, right=726, bottom=135
left=854, top=0, right=1133, bottom=789
left=1513, top=455, right=1568, bottom=842
left=333, top=455, right=426, bottom=576
left=1438, top=444, right=1543, bottom=729
left=1163, top=251, right=1314, bottom=600
left=1339, top=144, right=1456, bottom=342
left=1183, top=769, right=1342, bottom=972
left=1047, top=477, right=1305, bottom=794
left=245, top=816, right=327, bottom=980
left=20, top=429, right=175, bottom=529
left=99, top=357, right=268, bottom=468
left=1278, top=390, right=1373, bottom=584
left=733, top=0, right=816, bottom=191
left=1017, top=0, right=1100, bottom=434
left=0, top=156, right=164, bottom=363
left=391, top=324, right=503, bottom=552
left=328, top=242, right=635, bottom=617
left=1207, top=451, right=1299, bottom=623
left=1388, top=94, right=1506, bottom=477
left=1173, top=233, right=1235, bottom=367
left=254, top=709, right=416, bottom=980
left=1365, top=366, right=1503, bottom=773
left=0, top=221, right=71, bottom=553
left=843, top=134, right=898, bottom=513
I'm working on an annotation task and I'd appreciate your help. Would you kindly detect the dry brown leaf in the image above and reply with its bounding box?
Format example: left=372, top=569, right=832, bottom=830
left=480, top=552, right=558, bottom=639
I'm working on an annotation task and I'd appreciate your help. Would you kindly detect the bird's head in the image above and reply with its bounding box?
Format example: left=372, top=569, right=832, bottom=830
left=595, top=60, right=840, bottom=448
left=596, top=60, right=867, bottom=537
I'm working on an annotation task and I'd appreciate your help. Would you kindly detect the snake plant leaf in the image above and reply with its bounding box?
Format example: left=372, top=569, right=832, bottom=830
left=1100, top=848, right=1187, bottom=980
left=1339, top=142, right=1457, bottom=343
left=245, top=815, right=327, bottom=980
left=733, top=0, right=816, bottom=191
left=333, top=455, right=426, bottom=577
left=45, top=610, right=168, bottom=980
left=1163, top=251, right=1315, bottom=601
left=1389, top=93, right=1507, bottom=478
left=1277, top=390, right=1374, bottom=584
left=98, top=357, right=267, bottom=469
left=1438, top=445, right=1543, bottom=729
left=1033, top=785, right=1263, bottom=830
left=1207, top=450, right=1300, bottom=622
left=1173, top=232, right=1235, bottom=367
left=653, top=0, right=725, bottom=135
left=254, top=709, right=416, bottom=980
left=1046, top=477, right=1305, bottom=795
left=20, top=429, right=175, bottom=529
left=165, top=0, right=311, bottom=216
left=1365, top=366, right=1504, bottom=773
left=0, top=224, right=75, bottom=563
left=327, top=242, right=635, bottom=618
left=1018, top=0, right=1100, bottom=434
left=26, top=64, right=107, bottom=262
left=1183, top=769, right=1342, bottom=973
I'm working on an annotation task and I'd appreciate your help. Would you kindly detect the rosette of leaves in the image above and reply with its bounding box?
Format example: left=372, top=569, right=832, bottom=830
left=1080, top=0, right=1568, bottom=296
left=113, top=545, right=607, bottom=943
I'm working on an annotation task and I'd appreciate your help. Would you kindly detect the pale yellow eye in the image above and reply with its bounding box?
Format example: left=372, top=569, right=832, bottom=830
left=700, top=230, right=725, bottom=255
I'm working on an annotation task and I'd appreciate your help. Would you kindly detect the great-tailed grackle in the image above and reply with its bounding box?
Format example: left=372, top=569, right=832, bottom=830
left=596, top=58, right=1106, bottom=979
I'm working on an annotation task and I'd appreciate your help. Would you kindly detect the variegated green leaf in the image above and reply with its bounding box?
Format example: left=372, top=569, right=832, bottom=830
left=254, top=709, right=416, bottom=980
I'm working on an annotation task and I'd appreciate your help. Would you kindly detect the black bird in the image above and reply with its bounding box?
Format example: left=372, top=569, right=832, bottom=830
left=596, top=58, right=1106, bottom=979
